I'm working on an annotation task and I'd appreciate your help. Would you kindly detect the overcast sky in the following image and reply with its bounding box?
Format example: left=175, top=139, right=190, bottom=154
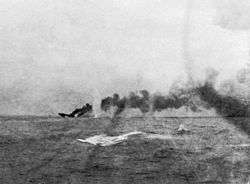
left=0, top=0, right=250, bottom=115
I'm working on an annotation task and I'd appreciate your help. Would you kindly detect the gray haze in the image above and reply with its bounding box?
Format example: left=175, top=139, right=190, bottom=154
left=0, top=0, right=249, bottom=115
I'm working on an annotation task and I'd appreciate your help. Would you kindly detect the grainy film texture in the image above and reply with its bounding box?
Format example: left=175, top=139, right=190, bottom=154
left=0, top=0, right=250, bottom=183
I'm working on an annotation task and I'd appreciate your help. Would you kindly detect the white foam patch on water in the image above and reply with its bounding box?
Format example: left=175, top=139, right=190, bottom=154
left=77, top=131, right=179, bottom=146
left=145, top=134, right=174, bottom=140
left=77, top=131, right=143, bottom=146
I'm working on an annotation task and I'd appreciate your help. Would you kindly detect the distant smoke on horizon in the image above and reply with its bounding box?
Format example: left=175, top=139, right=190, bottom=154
left=99, top=67, right=250, bottom=119
left=100, top=82, right=200, bottom=117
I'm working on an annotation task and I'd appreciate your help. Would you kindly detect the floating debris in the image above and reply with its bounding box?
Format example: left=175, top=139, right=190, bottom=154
left=176, top=124, right=190, bottom=134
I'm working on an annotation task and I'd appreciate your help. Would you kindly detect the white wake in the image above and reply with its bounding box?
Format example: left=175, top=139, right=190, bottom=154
left=77, top=131, right=175, bottom=146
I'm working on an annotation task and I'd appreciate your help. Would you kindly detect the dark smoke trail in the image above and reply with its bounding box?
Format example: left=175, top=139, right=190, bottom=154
left=196, top=82, right=250, bottom=135
left=196, top=82, right=250, bottom=117
left=100, top=87, right=200, bottom=117
left=100, top=77, right=250, bottom=135
left=101, top=90, right=150, bottom=116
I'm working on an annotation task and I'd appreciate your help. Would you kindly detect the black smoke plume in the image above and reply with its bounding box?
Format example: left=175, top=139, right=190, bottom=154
left=152, top=89, right=199, bottom=112
left=196, top=82, right=250, bottom=117
left=100, top=76, right=250, bottom=135
left=101, top=90, right=150, bottom=116
left=196, top=81, right=250, bottom=135
left=101, top=88, right=200, bottom=116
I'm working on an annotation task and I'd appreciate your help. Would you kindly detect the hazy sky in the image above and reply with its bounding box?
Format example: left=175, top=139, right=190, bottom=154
left=0, top=0, right=250, bottom=114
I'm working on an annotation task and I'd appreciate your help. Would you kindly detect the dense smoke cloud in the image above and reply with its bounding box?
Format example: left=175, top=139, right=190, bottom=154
left=196, top=81, right=250, bottom=135
left=100, top=70, right=250, bottom=135
left=100, top=82, right=201, bottom=117
left=100, top=67, right=250, bottom=118
left=100, top=77, right=250, bottom=119
left=196, top=82, right=250, bottom=117
left=101, top=90, right=150, bottom=116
